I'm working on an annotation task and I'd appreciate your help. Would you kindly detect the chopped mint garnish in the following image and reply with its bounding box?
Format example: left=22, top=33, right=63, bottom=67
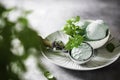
left=106, top=43, right=115, bottom=52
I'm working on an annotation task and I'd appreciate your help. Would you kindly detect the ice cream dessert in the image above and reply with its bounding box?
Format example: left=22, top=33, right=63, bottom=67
left=70, top=42, right=93, bottom=64
left=86, top=20, right=108, bottom=40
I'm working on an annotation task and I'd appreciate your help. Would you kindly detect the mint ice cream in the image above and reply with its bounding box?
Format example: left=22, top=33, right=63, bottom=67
left=70, top=43, right=93, bottom=61
left=86, top=20, right=108, bottom=40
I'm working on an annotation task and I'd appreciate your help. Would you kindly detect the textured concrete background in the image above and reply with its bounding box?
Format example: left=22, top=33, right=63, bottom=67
left=0, top=0, right=120, bottom=80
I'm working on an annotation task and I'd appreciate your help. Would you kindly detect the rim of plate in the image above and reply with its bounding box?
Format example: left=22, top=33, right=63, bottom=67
left=42, top=51, right=120, bottom=70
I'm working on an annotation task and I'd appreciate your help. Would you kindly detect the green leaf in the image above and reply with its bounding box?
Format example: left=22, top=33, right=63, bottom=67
left=75, top=16, right=80, bottom=22
left=18, top=17, right=28, bottom=26
left=63, top=16, right=85, bottom=50
left=0, top=4, right=6, bottom=16
left=106, top=43, right=115, bottom=52
left=44, top=71, right=56, bottom=80
left=65, top=35, right=84, bottom=50
left=66, top=16, right=80, bottom=24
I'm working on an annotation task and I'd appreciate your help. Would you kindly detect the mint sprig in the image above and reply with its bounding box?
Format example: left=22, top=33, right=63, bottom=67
left=65, top=35, right=84, bottom=50
left=63, top=16, right=85, bottom=50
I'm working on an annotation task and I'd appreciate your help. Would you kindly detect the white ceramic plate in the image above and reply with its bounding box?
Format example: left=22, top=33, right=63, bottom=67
left=43, top=31, right=120, bottom=70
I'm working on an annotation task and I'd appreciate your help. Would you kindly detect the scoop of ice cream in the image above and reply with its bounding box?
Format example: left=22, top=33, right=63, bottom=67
left=86, top=20, right=108, bottom=40
left=75, top=20, right=91, bottom=29
left=71, top=43, right=93, bottom=60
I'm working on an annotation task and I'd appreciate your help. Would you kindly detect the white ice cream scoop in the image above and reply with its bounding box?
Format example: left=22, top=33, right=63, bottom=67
left=86, top=20, right=108, bottom=40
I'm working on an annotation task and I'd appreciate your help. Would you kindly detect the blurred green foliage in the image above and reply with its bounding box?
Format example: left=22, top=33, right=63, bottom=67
left=0, top=3, right=55, bottom=80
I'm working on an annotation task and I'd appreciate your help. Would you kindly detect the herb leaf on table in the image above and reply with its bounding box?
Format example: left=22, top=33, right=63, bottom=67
left=106, top=43, right=115, bottom=52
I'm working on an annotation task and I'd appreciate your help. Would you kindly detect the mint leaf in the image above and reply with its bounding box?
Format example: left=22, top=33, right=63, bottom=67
left=75, top=16, right=80, bottom=22
left=63, top=16, right=85, bottom=50
left=44, top=71, right=56, bottom=80
left=65, top=35, right=84, bottom=50
left=66, top=16, right=80, bottom=24
left=106, top=43, right=115, bottom=52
